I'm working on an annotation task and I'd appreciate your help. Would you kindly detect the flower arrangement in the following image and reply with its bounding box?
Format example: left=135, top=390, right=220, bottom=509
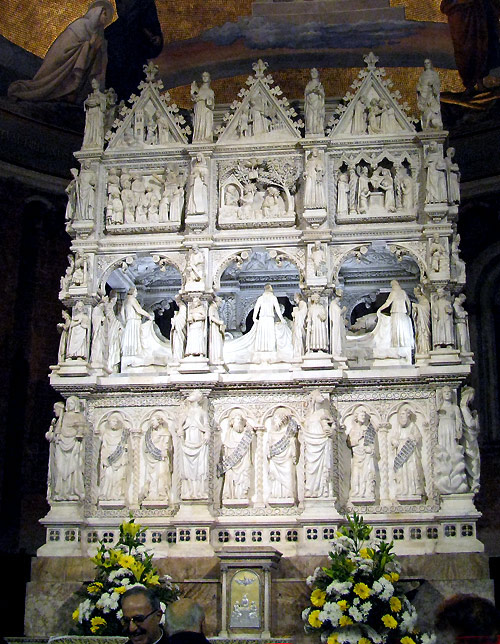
left=72, top=518, right=180, bottom=635
left=302, top=514, right=436, bottom=644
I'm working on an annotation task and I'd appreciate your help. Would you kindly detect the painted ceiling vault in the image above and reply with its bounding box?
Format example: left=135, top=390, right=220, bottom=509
left=2, top=0, right=463, bottom=109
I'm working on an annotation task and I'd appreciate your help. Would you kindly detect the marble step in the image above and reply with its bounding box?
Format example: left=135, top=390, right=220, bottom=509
left=252, top=1, right=406, bottom=23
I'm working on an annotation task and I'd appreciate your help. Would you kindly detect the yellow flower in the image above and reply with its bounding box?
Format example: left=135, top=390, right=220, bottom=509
left=327, top=635, right=340, bottom=644
left=308, top=610, right=323, bottom=628
left=382, top=614, right=398, bottom=629
left=337, top=600, right=348, bottom=612
left=90, top=616, right=107, bottom=633
left=383, top=572, right=399, bottom=582
left=311, top=589, right=326, bottom=607
left=358, top=639, right=371, bottom=644
left=339, top=616, right=353, bottom=627
left=87, top=582, right=103, bottom=594
left=389, top=596, right=402, bottom=613
left=129, top=559, right=146, bottom=581
left=359, top=548, right=372, bottom=559
left=72, top=608, right=79, bottom=622
left=118, top=554, right=136, bottom=569
left=401, top=638, right=416, bottom=644
left=144, top=572, right=160, bottom=586
left=121, top=520, right=142, bottom=538
left=353, top=583, right=371, bottom=599
left=114, top=586, right=127, bottom=594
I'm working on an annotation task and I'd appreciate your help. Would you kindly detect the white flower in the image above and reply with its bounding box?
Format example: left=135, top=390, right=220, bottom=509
left=116, top=609, right=123, bottom=620
left=301, top=608, right=310, bottom=620
left=348, top=605, right=362, bottom=622
left=331, top=535, right=356, bottom=554
left=337, top=626, right=362, bottom=643
left=306, top=567, right=323, bottom=587
left=376, top=577, right=394, bottom=600
left=96, top=592, right=112, bottom=613
left=421, top=634, right=437, bottom=644
left=319, top=601, right=342, bottom=627
left=78, top=598, right=93, bottom=623
left=359, top=601, right=372, bottom=619
left=400, top=609, right=418, bottom=632
left=109, top=567, right=133, bottom=580
left=160, top=602, right=166, bottom=625
left=326, top=580, right=352, bottom=595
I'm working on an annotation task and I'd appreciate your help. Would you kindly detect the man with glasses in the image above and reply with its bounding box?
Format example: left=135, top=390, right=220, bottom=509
left=121, top=587, right=168, bottom=644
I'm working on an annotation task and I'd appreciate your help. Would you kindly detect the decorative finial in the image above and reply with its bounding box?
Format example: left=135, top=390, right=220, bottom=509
left=252, top=59, right=268, bottom=78
left=364, top=52, right=379, bottom=71
left=144, top=62, right=159, bottom=83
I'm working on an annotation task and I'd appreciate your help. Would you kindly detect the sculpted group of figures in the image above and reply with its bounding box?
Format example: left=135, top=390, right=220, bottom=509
left=46, top=386, right=480, bottom=508
left=56, top=272, right=471, bottom=372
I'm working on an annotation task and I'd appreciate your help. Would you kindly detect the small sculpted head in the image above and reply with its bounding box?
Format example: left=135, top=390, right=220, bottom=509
left=202, top=71, right=211, bottom=84
left=398, top=405, right=412, bottom=427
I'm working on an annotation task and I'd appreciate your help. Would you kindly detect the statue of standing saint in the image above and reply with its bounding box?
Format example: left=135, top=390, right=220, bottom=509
left=304, top=68, right=325, bottom=136
left=209, top=297, right=225, bottom=365
left=82, top=78, right=107, bottom=149
left=141, top=413, right=172, bottom=503
left=191, top=72, right=214, bottom=142
left=252, top=284, right=286, bottom=361
left=346, top=407, right=377, bottom=502
left=303, top=150, right=327, bottom=209
left=177, top=391, right=210, bottom=499
left=303, top=391, right=335, bottom=498
left=416, top=59, right=443, bottom=130
left=267, top=408, right=299, bottom=502
left=218, top=409, right=254, bottom=502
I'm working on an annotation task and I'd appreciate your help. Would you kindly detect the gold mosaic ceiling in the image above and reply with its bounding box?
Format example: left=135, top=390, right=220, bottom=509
left=2, top=0, right=445, bottom=58
left=1, top=0, right=461, bottom=107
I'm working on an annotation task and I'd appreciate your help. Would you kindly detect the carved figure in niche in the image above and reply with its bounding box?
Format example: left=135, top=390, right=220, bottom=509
left=337, top=173, right=350, bottom=215
left=267, top=408, right=299, bottom=501
left=391, top=405, right=424, bottom=500
left=7, top=1, right=113, bottom=103
left=368, top=98, right=382, bottom=134
left=219, top=409, right=254, bottom=501
left=371, top=167, right=396, bottom=212
left=377, top=280, right=414, bottom=361
left=417, top=59, right=443, bottom=130
left=90, top=299, right=107, bottom=368
left=306, top=293, right=328, bottom=353
left=429, top=234, right=446, bottom=273
left=425, top=142, right=447, bottom=204
left=460, top=386, right=480, bottom=494
left=120, top=286, right=153, bottom=361
left=445, top=147, right=460, bottom=204
left=104, top=87, right=117, bottom=132
left=329, top=292, right=347, bottom=358
left=435, top=386, right=468, bottom=494
left=57, top=310, right=72, bottom=363
left=142, top=413, right=172, bottom=503
left=453, top=293, right=471, bottom=353
left=304, top=68, right=325, bottom=136
left=303, top=391, right=335, bottom=498
left=240, top=184, right=256, bottom=218
left=121, top=173, right=135, bottom=223
left=379, top=100, right=399, bottom=133
left=65, top=168, right=79, bottom=223
left=77, top=162, right=96, bottom=220
left=451, top=234, right=466, bottom=283
left=356, top=166, right=371, bottom=214
left=145, top=115, right=158, bottom=145
left=262, top=186, right=285, bottom=219
left=209, top=297, right=225, bottom=365
left=292, top=292, right=307, bottom=359
left=106, top=168, right=124, bottom=225
left=351, top=97, right=367, bottom=135
left=67, top=301, right=90, bottom=360
left=412, top=285, right=431, bottom=355
left=184, top=245, right=205, bottom=290
left=71, top=254, right=88, bottom=288
left=252, top=284, right=286, bottom=358
left=158, top=115, right=171, bottom=145
left=310, top=241, right=326, bottom=277
left=131, top=173, right=146, bottom=222
left=147, top=179, right=162, bottom=221
left=432, top=287, right=455, bottom=348
left=186, top=154, right=209, bottom=215
left=346, top=407, right=377, bottom=501
left=185, top=297, right=207, bottom=357
left=46, top=397, right=86, bottom=502
left=238, top=104, right=250, bottom=138
left=82, top=78, right=106, bottom=148
left=398, top=168, right=414, bottom=211
left=304, top=150, right=326, bottom=209
left=178, top=391, right=210, bottom=499
left=99, top=411, right=130, bottom=502
left=225, top=184, right=240, bottom=208
left=104, top=291, right=122, bottom=373
left=171, top=299, right=187, bottom=363
left=191, top=72, right=214, bottom=142
left=249, top=94, right=270, bottom=136
left=170, top=183, right=185, bottom=223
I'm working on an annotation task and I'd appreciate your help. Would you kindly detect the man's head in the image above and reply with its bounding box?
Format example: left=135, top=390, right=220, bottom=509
left=164, top=598, right=205, bottom=636
left=120, top=587, right=163, bottom=644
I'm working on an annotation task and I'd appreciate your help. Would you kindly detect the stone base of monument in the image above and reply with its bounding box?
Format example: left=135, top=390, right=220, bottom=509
left=429, top=348, right=461, bottom=365
left=178, top=355, right=211, bottom=373
left=23, top=552, right=494, bottom=638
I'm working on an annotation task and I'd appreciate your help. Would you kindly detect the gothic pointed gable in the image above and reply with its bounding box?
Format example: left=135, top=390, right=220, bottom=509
left=328, top=52, right=417, bottom=139
left=105, top=63, right=190, bottom=150
left=217, top=60, right=303, bottom=144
